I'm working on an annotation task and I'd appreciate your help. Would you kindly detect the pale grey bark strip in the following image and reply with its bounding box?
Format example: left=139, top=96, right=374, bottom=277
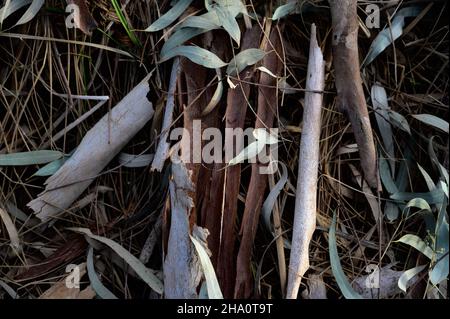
left=163, top=156, right=201, bottom=298
left=28, top=74, right=154, bottom=223
left=286, top=24, right=325, bottom=299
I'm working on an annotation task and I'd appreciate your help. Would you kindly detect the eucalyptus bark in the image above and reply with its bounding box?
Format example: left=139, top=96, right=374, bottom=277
left=234, top=26, right=283, bottom=298
left=217, top=25, right=262, bottom=298
left=329, top=0, right=379, bottom=189
left=28, top=75, right=154, bottom=223
left=286, top=24, right=324, bottom=299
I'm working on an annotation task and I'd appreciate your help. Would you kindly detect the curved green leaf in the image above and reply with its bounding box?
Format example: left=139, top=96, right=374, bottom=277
left=372, top=84, right=395, bottom=175
left=329, top=212, right=364, bottom=299
left=161, top=27, right=209, bottom=57
left=214, top=5, right=240, bottom=45
left=1, top=0, right=31, bottom=25
left=87, top=246, right=118, bottom=299
left=34, top=156, right=68, bottom=176
left=177, top=12, right=220, bottom=30
left=0, top=150, right=63, bottom=166
left=226, top=48, right=266, bottom=76
left=262, top=162, right=288, bottom=233
left=69, top=227, right=163, bottom=294
left=389, top=111, right=411, bottom=135
left=396, top=234, right=434, bottom=260
left=14, top=0, right=44, bottom=26
left=398, top=265, right=427, bottom=293
left=363, top=6, right=422, bottom=66
left=190, top=235, right=223, bottom=299
left=272, top=2, right=297, bottom=20
left=146, top=0, right=194, bottom=32
left=161, top=45, right=227, bottom=68
left=391, top=189, right=445, bottom=205
left=412, top=114, right=449, bottom=134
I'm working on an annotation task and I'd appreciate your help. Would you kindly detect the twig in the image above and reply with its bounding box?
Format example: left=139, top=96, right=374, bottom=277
left=151, top=58, right=180, bottom=172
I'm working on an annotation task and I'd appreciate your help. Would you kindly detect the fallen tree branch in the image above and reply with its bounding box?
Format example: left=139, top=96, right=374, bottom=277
left=28, top=75, right=154, bottom=222
left=286, top=24, right=324, bottom=299
left=329, top=0, right=379, bottom=189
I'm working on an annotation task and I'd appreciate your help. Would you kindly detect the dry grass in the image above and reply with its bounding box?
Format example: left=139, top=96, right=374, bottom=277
left=0, top=0, right=448, bottom=299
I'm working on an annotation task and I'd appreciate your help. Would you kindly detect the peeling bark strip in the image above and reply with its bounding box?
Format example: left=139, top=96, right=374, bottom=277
left=286, top=24, right=324, bottom=299
left=234, top=27, right=283, bottom=299
left=67, top=0, right=98, bottom=36
left=28, top=75, right=154, bottom=222
left=164, top=157, right=202, bottom=298
left=218, top=25, right=262, bottom=299
left=329, top=0, right=379, bottom=189
left=198, top=32, right=229, bottom=263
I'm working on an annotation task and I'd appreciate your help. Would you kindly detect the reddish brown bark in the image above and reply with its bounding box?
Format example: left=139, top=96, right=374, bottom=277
left=197, top=33, right=229, bottom=263
left=179, top=57, right=208, bottom=227
left=15, top=235, right=87, bottom=281
left=234, top=27, right=283, bottom=298
left=216, top=26, right=262, bottom=298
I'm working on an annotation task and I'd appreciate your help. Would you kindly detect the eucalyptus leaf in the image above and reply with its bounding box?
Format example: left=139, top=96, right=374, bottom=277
left=212, top=0, right=246, bottom=17
left=398, top=265, right=427, bottom=293
left=161, top=27, right=209, bottom=57
left=262, top=162, right=288, bottom=233
left=379, top=156, right=399, bottom=194
left=228, top=140, right=265, bottom=165
left=412, top=114, right=449, bottom=134
left=214, top=5, right=240, bottom=45
left=87, top=246, right=118, bottom=299
left=190, top=235, right=223, bottom=299
left=389, top=111, right=411, bottom=135
left=0, top=0, right=31, bottom=25
left=68, top=227, right=163, bottom=294
left=372, top=84, right=395, bottom=174
left=0, top=279, right=18, bottom=299
left=161, top=45, right=227, bottom=68
left=0, top=150, right=63, bottom=166
left=14, top=0, right=44, bottom=26
left=396, top=234, right=434, bottom=260
left=272, top=2, right=297, bottom=20
left=428, top=137, right=449, bottom=185
left=34, top=156, right=68, bottom=176
left=202, top=68, right=223, bottom=116
left=329, top=212, right=364, bottom=299
left=364, top=6, right=422, bottom=66
left=177, top=12, right=220, bottom=30
left=146, top=0, right=194, bottom=32
left=226, top=48, right=266, bottom=76
left=430, top=199, right=449, bottom=285
left=391, top=189, right=445, bottom=205
left=417, top=164, right=436, bottom=191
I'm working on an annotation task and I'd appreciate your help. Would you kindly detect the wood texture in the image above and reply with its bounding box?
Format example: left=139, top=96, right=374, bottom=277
left=234, top=26, right=283, bottom=298
left=329, top=0, right=379, bottom=189
left=286, top=24, right=324, bottom=299
left=28, top=75, right=154, bottom=222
